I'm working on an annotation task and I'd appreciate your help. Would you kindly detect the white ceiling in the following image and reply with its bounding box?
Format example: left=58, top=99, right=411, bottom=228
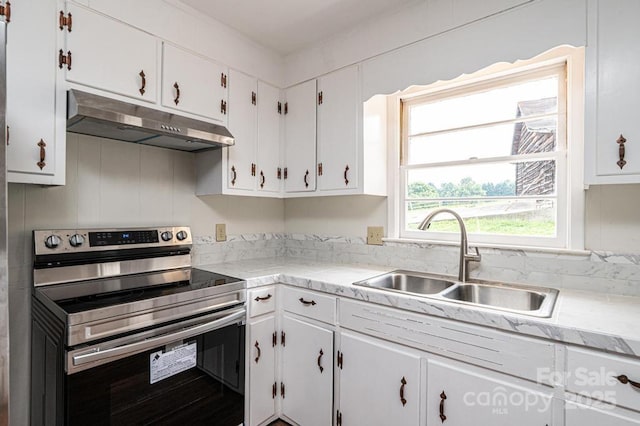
left=181, top=0, right=419, bottom=55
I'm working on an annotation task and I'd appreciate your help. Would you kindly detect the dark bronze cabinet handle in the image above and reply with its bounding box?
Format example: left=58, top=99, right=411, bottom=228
left=139, top=70, right=146, bottom=95
left=260, top=170, right=265, bottom=189
left=304, top=170, right=309, bottom=188
left=299, top=297, right=316, bottom=306
left=6, top=125, right=8, bottom=145
left=617, top=134, right=627, bottom=169
left=254, top=341, right=261, bottom=363
left=0, top=1, right=11, bottom=23
left=616, top=374, right=640, bottom=390
left=439, top=391, right=447, bottom=423
left=231, top=166, right=237, bottom=186
left=37, top=139, right=46, bottom=170
left=344, top=165, right=350, bottom=185
left=173, top=82, right=180, bottom=105
left=317, top=349, right=324, bottom=373
left=400, top=376, right=407, bottom=406
left=254, top=294, right=272, bottom=302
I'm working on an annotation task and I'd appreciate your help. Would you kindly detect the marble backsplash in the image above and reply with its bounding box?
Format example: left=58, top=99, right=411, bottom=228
left=193, top=233, right=640, bottom=297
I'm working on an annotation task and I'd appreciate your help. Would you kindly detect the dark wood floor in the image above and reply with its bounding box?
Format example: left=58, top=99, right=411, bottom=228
left=268, top=420, right=293, bottom=426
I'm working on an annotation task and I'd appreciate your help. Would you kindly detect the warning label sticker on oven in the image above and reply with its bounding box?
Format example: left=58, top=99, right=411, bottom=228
left=149, top=342, right=197, bottom=384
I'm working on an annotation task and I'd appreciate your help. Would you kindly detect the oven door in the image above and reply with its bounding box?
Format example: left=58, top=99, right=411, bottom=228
left=65, top=307, right=246, bottom=426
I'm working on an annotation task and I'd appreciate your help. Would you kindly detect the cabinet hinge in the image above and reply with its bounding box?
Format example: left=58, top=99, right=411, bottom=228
left=251, top=163, right=256, bottom=176
left=221, top=72, right=227, bottom=88
left=277, top=167, right=282, bottom=180
left=272, top=382, right=277, bottom=399
left=280, top=382, right=285, bottom=399
left=277, top=101, right=282, bottom=114
left=221, top=99, right=227, bottom=115
left=337, top=351, right=343, bottom=369
left=59, top=10, right=72, bottom=32
left=251, top=91, right=257, bottom=105
left=272, top=331, right=277, bottom=347
left=283, top=167, right=288, bottom=180
left=281, top=331, right=286, bottom=346
left=0, top=2, right=11, bottom=23
left=318, top=91, right=323, bottom=105
left=284, top=102, right=288, bottom=115
left=58, top=49, right=72, bottom=71
left=337, top=410, right=342, bottom=426
left=318, top=163, right=323, bottom=176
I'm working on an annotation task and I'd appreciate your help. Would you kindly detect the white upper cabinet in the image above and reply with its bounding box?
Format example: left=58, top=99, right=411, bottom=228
left=196, top=73, right=281, bottom=197
left=317, top=65, right=359, bottom=191
left=227, top=70, right=258, bottom=191
left=256, top=81, right=282, bottom=193
left=7, top=0, right=65, bottom=184
left=284, top=80, right=317, bottom=193
left=162, top=43, right=228, bottom=123
left=585, top=0, right=640, bottom=184
left=63, top=3, right=157, bottom=103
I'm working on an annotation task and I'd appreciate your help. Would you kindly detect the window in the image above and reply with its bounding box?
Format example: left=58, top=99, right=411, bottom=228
left=397, top=48, right=584, bottom=249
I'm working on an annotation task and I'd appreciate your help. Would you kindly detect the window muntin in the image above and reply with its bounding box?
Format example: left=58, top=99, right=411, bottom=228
left=400, top=64, right=567, bottom=247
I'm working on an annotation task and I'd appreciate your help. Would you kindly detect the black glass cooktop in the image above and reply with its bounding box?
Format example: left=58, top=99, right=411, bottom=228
left=42, top=268, right=244, bottom=314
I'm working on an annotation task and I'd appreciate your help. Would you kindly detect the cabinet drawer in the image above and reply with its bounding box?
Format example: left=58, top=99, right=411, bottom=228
left=282, top=287, right=336, bottom=324
left=567, top=346, right=640, bottom=412
left=248, top=286, right=276, bottom=318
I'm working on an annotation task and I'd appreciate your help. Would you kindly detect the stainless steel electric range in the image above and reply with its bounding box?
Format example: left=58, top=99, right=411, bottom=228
left=31, top=226, right=246, bottom=426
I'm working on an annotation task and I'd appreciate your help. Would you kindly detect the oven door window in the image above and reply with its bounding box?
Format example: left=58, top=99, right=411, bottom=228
left=64, top=323, right=245, bottom=425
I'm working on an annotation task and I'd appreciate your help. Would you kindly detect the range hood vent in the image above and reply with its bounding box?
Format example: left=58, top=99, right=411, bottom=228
left=67, top=90, right=234, bottom=152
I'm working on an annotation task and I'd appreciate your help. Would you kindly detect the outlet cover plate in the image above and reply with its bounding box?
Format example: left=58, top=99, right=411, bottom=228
left=216, top=224, right=227, bottom=242
left=367, top=226, right=384, bottom=245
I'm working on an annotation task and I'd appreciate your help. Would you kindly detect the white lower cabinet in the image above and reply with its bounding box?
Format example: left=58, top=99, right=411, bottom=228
left=247, top=315, right=277, bottom=426
left=337, top=332, right=421, bottom=426
left=280, top=315, right=333, bottom=426
left=427, top=359, right=553, bottom=426
left=566, top=401, right=640, bottom=426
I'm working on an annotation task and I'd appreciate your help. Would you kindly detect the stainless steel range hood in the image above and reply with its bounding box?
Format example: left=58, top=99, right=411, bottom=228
left=67, top=89, right=234, bottom=152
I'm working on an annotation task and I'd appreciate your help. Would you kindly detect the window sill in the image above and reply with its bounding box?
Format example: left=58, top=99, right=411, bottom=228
left=383, top=237, right=591, bottom=256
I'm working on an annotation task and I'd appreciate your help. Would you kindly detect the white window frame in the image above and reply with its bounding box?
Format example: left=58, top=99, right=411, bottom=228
left=386, top=46, right=585, bottom=251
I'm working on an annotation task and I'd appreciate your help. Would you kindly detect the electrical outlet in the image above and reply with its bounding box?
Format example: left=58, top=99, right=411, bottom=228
left=215, top=224, right=227, bottom=242
left=367, top=226, right=384, bottom=245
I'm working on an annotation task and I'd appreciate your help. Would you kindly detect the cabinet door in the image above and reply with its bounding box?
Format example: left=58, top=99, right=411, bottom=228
left=590, top=0, right=640, bottom=179
left=6, top=0, right=64, bottom=184
left=162, top=43, right=228, bottom=123
left=257, top=81, right=282, bottom=193
left=338, top=332, right=420, bottom=426
left=227, top=70, right=257, bottom=191
left=281, top=316, right=333, bottom=426
left=248, top=316, right=276, bottom=426
left=317, top=65, right=359, bottom=191
left=427, top=359, right=552, bottom=426
left=566, top=401, right=640, bottom=426
left=284, top=80, right=316, bottom=192
left=64, top=4, right=157, bottom=103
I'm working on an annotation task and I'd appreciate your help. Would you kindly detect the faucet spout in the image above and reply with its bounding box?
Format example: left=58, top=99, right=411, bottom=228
left=418, top=208, right=481, bottom=282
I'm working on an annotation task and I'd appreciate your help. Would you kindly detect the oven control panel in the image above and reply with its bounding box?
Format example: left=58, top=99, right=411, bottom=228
left=34, top=226, right=192, bottom=255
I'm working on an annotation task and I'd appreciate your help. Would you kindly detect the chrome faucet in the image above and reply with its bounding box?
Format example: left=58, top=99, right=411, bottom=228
left=418, top=208, right=481, bottom=282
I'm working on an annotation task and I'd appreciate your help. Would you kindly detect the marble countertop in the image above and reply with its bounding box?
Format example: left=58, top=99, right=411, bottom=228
left=198, top=257, right=640, bottom=357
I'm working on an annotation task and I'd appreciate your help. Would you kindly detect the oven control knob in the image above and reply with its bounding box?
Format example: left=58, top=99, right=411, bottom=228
left=69, top=234, right=85, bottom=247
left=176, top=230, right=188, bottom=241
left=44, top=235, right=61, bottom=249
left=161, top=231, right=173, bottom=242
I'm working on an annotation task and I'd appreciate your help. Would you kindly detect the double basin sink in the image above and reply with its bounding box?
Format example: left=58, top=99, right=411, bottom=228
left=353, top=270, right=558, bottom=317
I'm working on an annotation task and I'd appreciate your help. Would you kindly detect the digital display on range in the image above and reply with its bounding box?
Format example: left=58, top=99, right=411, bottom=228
left=88, top=230, right=159, bottom=246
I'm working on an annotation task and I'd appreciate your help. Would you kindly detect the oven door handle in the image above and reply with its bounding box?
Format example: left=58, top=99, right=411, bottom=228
left=71, top=307, right=245, bottom=369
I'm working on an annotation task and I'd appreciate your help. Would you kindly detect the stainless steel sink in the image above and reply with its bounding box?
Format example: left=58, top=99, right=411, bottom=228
left=353, top=270, right=456, bottom=295
left=440, top=282, right=558, bottom=317
left=353, top=270, right=558, bottom=317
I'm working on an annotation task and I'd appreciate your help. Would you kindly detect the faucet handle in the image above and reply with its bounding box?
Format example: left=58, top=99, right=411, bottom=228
left=466, top=246, right=481, bottom=262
